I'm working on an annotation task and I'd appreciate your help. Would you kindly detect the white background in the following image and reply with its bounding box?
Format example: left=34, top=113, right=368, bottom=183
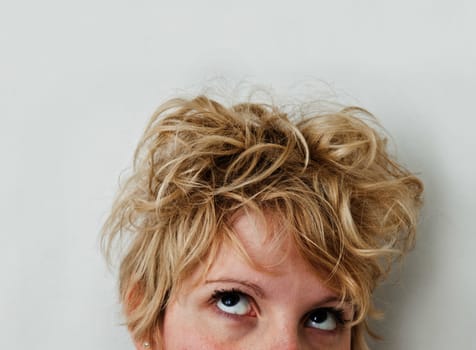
left=1, top=1, right=475, bottom=349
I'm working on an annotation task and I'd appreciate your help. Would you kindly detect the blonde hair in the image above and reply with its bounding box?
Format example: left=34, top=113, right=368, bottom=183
left=102, top=95, right=423, bottom=349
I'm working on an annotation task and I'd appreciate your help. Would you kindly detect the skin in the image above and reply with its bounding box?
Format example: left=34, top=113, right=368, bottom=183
left=141, top=211, right=353, bottom=349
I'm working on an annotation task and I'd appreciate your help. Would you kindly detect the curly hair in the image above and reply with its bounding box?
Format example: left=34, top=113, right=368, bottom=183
left=102, top=95, right=423, bottom=349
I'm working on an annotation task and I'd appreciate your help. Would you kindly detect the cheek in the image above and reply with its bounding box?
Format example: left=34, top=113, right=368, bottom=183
left=334, top=327, right=352, bottom=350
left=341, top=328, right=352, bottom=350
left=161, top=299, right=222, bottom=350
left=303, top=328, right=352, bottom=350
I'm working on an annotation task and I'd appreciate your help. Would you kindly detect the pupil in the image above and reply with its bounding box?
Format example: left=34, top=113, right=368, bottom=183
left=311, top=309, right=328, bottom=323
left=221, top=293, right=240, bottom=307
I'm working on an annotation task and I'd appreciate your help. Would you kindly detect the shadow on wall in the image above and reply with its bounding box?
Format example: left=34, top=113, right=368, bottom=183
left=367, top=218, right=434, bottom=350
left=367, top=139, right=441, bottom=350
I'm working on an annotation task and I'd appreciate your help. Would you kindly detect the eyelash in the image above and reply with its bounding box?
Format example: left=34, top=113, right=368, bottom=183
left=210, top=288, right=248, bottom=305
left=309, top=307, right=347, bottom=326
left=211, top=288, right=244, bottom=300
left=210, top=288, right=349, bottom=327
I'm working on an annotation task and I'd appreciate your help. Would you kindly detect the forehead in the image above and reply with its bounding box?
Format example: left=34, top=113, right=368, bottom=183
left=198, top=210, right=337, bottom=298
left=213, top=209, right=329, bottom=281
left=228, top=210, right=297, bottom=268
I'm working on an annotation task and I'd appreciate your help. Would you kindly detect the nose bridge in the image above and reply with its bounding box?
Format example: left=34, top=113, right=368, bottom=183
left=266, top=316, right=301, bottom=350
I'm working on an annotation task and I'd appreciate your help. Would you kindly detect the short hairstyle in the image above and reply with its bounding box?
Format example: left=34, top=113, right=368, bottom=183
left=102, top=95, right=423, bottom=350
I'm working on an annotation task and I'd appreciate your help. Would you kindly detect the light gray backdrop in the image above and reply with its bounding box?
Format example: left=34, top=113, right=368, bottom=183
left=1, top=1, right=475, bottom=349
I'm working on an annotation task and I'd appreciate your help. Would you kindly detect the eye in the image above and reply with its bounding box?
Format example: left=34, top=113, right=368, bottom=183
left=305, top=308, right=344, bottom=331
left=212, top=289, right=252, bottom=316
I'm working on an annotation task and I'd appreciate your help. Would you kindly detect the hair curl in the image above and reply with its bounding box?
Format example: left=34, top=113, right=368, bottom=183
left=102, top=95, right=423, bottom=350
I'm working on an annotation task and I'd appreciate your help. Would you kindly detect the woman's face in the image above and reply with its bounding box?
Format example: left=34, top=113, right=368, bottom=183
left=155, top=212, right=353, bottom=350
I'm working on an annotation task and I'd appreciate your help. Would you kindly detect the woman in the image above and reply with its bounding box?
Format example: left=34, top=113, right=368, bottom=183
left=102, top=94, right=423, bottom=349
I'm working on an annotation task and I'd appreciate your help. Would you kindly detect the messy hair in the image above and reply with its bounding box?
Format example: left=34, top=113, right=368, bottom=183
left=102, top=95, right=423, bottom=349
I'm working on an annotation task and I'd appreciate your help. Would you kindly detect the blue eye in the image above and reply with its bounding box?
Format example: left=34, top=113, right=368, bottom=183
left=305, top=308, right=344, bottom=331
left=212, top=289, right=251, bottom=316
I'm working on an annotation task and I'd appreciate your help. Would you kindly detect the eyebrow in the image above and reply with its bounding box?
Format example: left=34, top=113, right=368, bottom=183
left=204, top=278, right=266, bottom=298
left=312, top=295, right=348, bottom=307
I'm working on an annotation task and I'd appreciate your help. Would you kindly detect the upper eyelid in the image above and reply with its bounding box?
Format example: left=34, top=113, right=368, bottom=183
left=205, top=279, right=266, bottom=298
left=212, top=287, right=247, bottom=298
left=210, top=288, right=252, bottom=303
left=308, top=307, right=348, bottom=324
left=309, top=301, right=353, bottom=316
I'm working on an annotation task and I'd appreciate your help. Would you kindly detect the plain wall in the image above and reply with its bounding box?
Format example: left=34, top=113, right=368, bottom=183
left=1, top=1, right=475, bottom=349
